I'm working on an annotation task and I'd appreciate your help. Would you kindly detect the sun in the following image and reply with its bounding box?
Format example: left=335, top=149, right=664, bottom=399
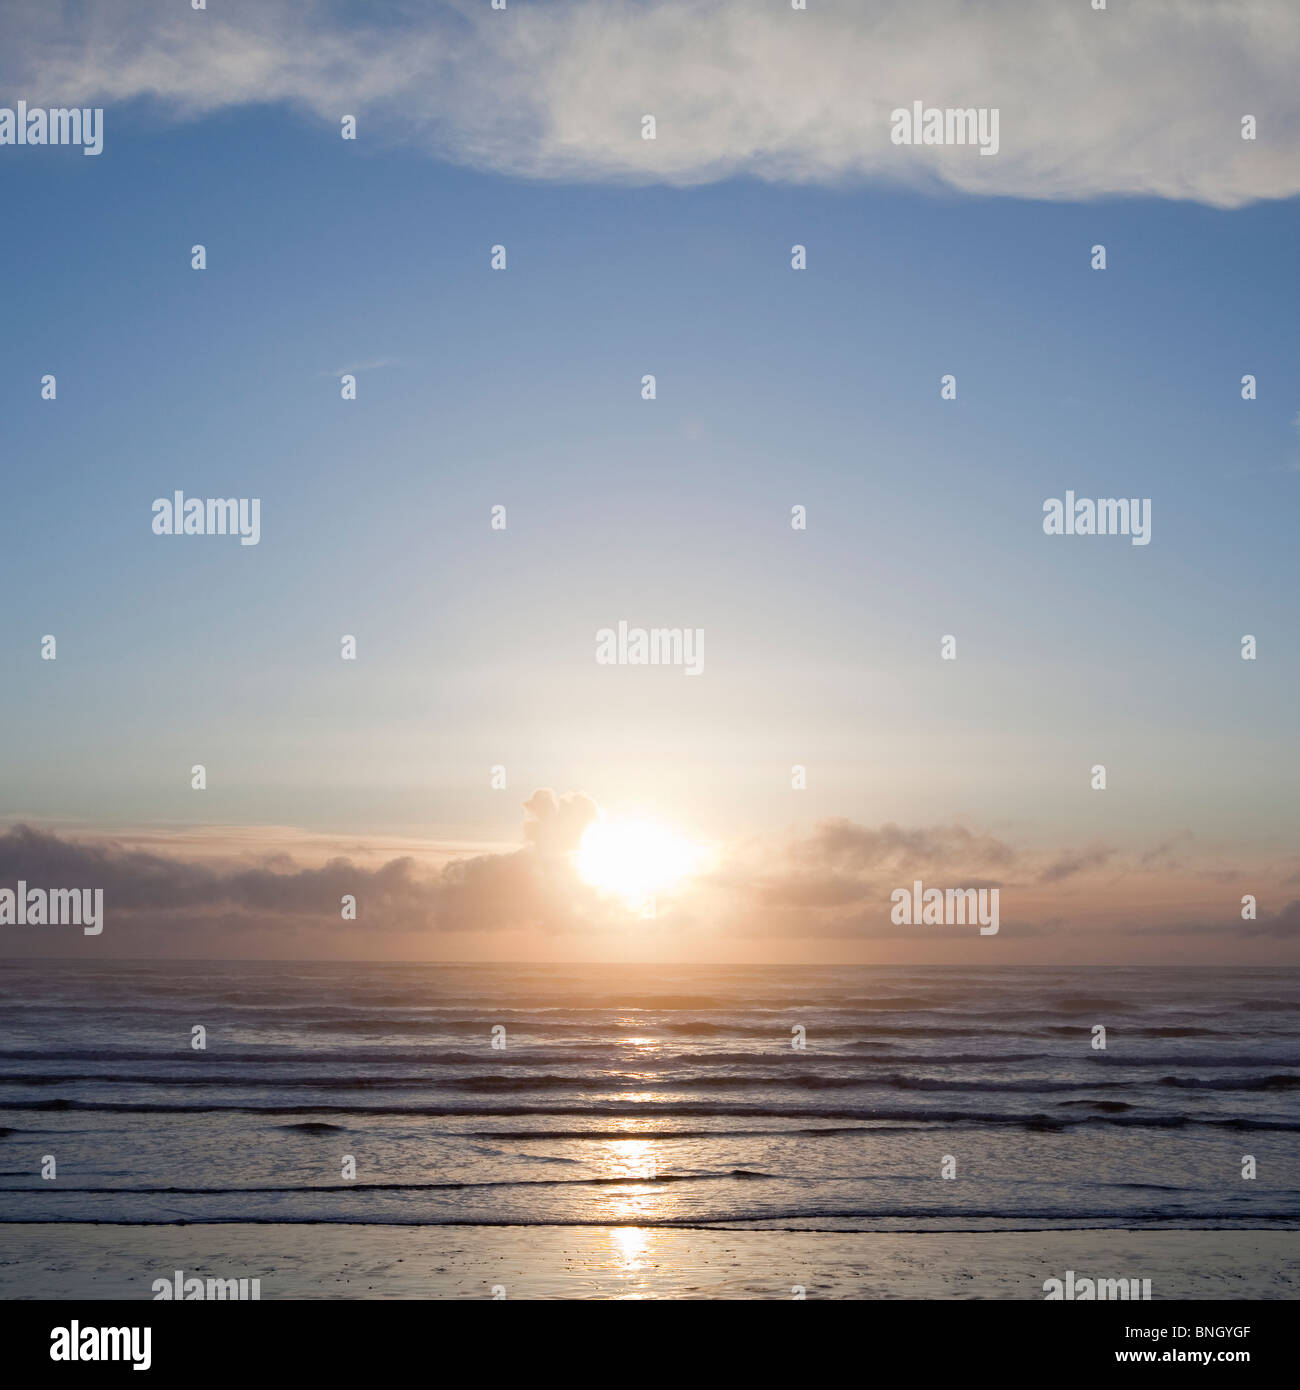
left=575, top=818, right=705, bottom=907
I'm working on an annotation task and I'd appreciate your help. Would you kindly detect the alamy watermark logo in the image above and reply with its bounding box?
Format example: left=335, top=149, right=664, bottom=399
left=0, top=882, right=103, bottom=935
left=890, top=102, right=1000, bottom=156
left=50, top=1323, right=150, bottom=1370
left=1043, top=491, right=1151, bottom=545
left=596, top=621, right=704, bottom=675
left=152, top=1270, right=261, bottom=1300
left=152, top=491, right=261, bottom=545
left=890, top=879, right=999, bottom=935
left=1044, top=1270, right=1152, bottom=1300
left=1, top=102, right=103, bottom=155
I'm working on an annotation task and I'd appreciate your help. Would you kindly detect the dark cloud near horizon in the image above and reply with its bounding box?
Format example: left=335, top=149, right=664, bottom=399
left=0, top=798, right=608, bottom=949
left=1036, top=844, right=1116, bottom=885
left=0, top=810, right=1289, bottom=953
left=1131, top=900, right=1300, bottom=940
left=0, top=821, right=433, bottom=926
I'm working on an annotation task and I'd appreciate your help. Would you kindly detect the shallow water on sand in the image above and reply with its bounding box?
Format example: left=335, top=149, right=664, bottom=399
left=1, top=1225, right=1295, bottom=1300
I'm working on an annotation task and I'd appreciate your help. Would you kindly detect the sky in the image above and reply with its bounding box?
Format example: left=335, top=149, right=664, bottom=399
left=1, top=0, right=1298, bottom=963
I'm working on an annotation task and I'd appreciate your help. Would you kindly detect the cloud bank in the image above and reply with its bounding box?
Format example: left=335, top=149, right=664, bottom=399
left=1, top=800, right=1295, bottom=961
left=5, top=0, right=1300, bottom=206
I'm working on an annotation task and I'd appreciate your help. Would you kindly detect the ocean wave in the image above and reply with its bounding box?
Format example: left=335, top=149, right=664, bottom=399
left=4, top=1096, right=1296, bottom=1130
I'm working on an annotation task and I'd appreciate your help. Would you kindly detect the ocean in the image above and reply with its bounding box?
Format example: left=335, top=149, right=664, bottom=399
left=2, top=960, right=1297, bottom=1242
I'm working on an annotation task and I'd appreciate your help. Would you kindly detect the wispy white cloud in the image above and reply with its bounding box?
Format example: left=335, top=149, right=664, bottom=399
left=5, top=0, right=1299, bottom=206
left=320, top=357, right=399, bottom=378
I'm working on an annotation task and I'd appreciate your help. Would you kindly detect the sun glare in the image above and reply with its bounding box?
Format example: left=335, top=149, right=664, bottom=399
left=576, top=819, right=705, bottom=907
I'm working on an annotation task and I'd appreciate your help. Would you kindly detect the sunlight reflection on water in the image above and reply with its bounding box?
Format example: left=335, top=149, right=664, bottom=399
left=606, top=1227, right=654, bottom=1299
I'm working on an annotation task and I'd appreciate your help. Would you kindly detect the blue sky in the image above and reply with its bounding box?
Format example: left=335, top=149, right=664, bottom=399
left=4, top=99, right=1297, bottom=848
left=1, top=0, right=1297, bottom=962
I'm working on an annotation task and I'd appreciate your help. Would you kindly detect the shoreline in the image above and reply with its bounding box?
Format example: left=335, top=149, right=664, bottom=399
left=1, top=1225, right=1293, bottom=1300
